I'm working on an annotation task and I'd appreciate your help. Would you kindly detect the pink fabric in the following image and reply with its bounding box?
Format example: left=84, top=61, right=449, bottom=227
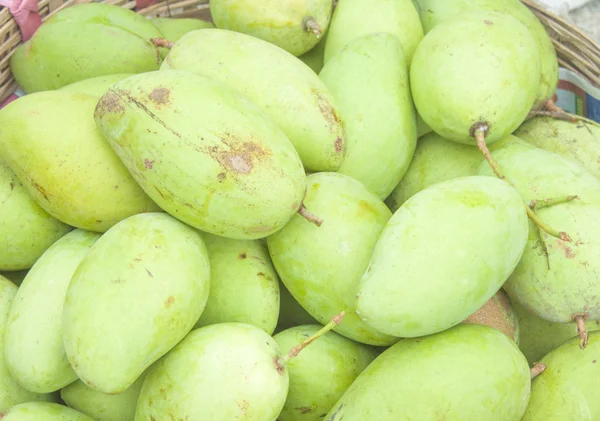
left=135, top=0, right=158, bottom=9
left=0, top=0, right=41, bottom=41
left=0, top=93, right=19, bottom=110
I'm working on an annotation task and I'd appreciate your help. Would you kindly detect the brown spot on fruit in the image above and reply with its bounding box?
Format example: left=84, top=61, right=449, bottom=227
left=144, top=159, right=155, bottom=169
left=557, top=241, right=576, bottom=259
left=484, top=20, right=493, bottom=25
left=149, top=87, right=170, bottom=105
left=296, top=407, right=312, bottom=414
left=257, top=272, right=265, bottom=277
left=334, top=137, right=343, bottom=152
left=146, top=268, right=153, bottom=278
left=165, top=296, right=175, bottom=308
left=209, top=138, right=270, bottom=175
left=95, top=91, right=125, bottom=117
left=9, top=182, right=13, bottom=190
left=313, top=88, right=342, bottom=132
left=33, top=182, right=49, bottom=202
left=240, top=252, right=247, bottom=259
left=217, top=172, right=226, bottom=181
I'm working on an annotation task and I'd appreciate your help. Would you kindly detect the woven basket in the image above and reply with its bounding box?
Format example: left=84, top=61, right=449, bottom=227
left=0, top=0, right=599, bottom=105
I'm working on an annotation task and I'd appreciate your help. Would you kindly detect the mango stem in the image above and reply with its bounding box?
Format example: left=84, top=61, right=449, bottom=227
left=303, top=17, right=323, bottom=38
left=530, top=363, right=546, bottom=379
left=150, top=37, right=175, bottom=65
left=298, top=204, right=323, bottom=227
left=574, top=314, right=589, bottom=350
left=527, top=110, right=579, bottom=123
left=530, top=195, right=579, bottom=210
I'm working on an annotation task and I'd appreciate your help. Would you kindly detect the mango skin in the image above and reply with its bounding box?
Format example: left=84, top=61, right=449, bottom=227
left=195, top=233, right=280, bottom=334
left=385, top=131, right=482, bottom=212
left=357, top=176, right=529, bottom=338
left=5, top=230, right=100, bottom=394
left=94, top=70, right=306, bottom=240
left=0, top=91, right=159, bottom=232
left=462, top=289, right=520, bottom=344
left=58, top=74, right=134, bottom=97
left=522, top=332, right=600, bottom=420
left=0, top=276, right=58, bottom=411
left=268, top=172, right=397, bottom=346
left=162, top=28, right=346, bottom=172
left=274, top=325, right=378, bottom=421
left=0, top=162, right=71, bottom=270
left=9, top=3, right=162, bottom=93
left=150, top=18, right=215, bottom=41
left=0, top=402, right=94, bottom=421
left=275, top=282, right=318, bottom=333
left=134, top=323, right=288, bottom=421
left=320, top=33, right=417, bottom=199
left=410, top=11, right=540, bottom=145
left=62, top=212, right=211, bottom=394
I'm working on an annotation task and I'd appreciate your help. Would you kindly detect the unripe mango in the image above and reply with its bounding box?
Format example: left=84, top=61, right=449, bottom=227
left=58, top=74, right=134, bottom=97
left=0, top=402, right=94, bottom=421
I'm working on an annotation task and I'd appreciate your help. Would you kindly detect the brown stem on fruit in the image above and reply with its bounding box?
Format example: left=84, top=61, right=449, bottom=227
left=544, top=98, right=563, bottom=114
left=298, top=204, right=323, bottom=227
left=530, top=195, right=579, bottom=210
left=527, top=110, right=579, bottom=123
left=150, top=37, right=175, bottom=65
left=303, top=17, right=323, bottom=38
left=530, top=363, right=547, bottom=379
left=574, top=314, right=589, bottom=350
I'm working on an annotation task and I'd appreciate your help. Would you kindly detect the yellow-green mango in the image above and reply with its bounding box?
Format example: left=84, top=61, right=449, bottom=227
left=195, top=233, right=280, bottom=334
left=134, top=323, right=288, bottom=421
left=522, top=332, right=600, bottom=420
left=298, top=34, right=327, bottom=74
left=0, top=402, right=94, bottom=421
left=319, top=33, right=417, bottom=199
left=324, top=0, right=423, bottom=65
left=274, top=325, right=378, bottom=421
left=356, top=176, right=529, bottom=338
left=210, top=0, right=333, bottom=56
left=0, top=162, right=71, bottom=270
left=161, top=29, right=346, bottom=172
left=58, top=74, right=134, bottom=97
left=267, top=172, right=397, bottom=346
left=462, top=289, right=519, bottom=344
left=515, top=116, right=600, bottom=180
left=4, top=229, right=100, bottom=394
left=9, top=3, right=162, bottom=93
left=151, top=17, right=215, bottom=41
left=0, top=92, right=159, bottom=232
left=385, top=132, right=482, bottom=212
left=324, top=324, right=531, bottom=421
left=62, top=212, right=210, bottom=394
left=0, top=276, right=57, bottom=411
left=94, top=70, right=306, bottom=240
left=276, top=282, right=318, bottom=333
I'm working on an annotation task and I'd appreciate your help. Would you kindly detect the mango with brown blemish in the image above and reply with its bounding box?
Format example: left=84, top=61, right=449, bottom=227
left=94, top=70, right=306, bottom=240
left=62, top=212, right=210, bottom=394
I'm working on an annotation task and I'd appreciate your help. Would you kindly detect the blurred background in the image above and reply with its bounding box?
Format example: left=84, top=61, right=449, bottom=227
left=538, top=0, right=600, bottom=43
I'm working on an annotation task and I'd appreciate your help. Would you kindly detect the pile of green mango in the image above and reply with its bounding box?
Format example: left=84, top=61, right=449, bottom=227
left=0, top=0, right=599, bottom=419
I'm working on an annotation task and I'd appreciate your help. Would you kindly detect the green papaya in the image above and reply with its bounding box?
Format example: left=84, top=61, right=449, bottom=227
left=319, top=33, right=417, bottom=199
left=9, top=3, right=162, bottom=93
left=324, top=0, right=423, bottom=65
left=276, top=282, right=318, bottom=333
left=134, top=323, right=288, bottom=421
left=94, top=70, right=306, bottom=240
left=195, top=233, right=280, bottom=334
left=268, top=172, right=397, bottom=346
left=462, top=289, right=520, bottom=344
left=150, top=17, right=215, bottom=41
left=161, top=28, right=346, bottom=172
left=298, top=34, right=327, bottom=74
left=356, top=176, right=528, bottom=338
left=324, top=324, right=531, bottom=421
left=0, top=91, right=159, bottom=232
left=62, top=212, right=211, bottom=394
left=0, top=162, right=71, bottom=270
left=58, top=74, right=134, bottom=97
left=274, top=325, right=378, bottom=421
left=0, top=402, right=94, bottom=421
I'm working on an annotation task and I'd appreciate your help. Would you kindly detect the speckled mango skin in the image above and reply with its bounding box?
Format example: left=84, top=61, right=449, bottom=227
left=274, top=325, right=378, bottom=421
left=0, top=402, right=94, bottom=421
left=267, top=173, right=397, bottom=346
left=94, top=70, right=306, bottom=240
left=324, top=324, right=531, bottom=421
left=62, top=212, right=211, bottom=394
left=356, top=176, right=529, bottom=338
left=161, top=29, right=346, bottom=172
left=522, top=332, right=600, bottom=420
left=5, top=230, right=100, bottom=394
left=211, top=0, right=333, bottom=56
left=58, top=74, right=134, bottom=97
left=320, top=33, right=417, bottom=199
left=463, top=289, right=520, bottom=344
left=0, top=91, right=159, bottom=232
left=134, top=323, right=288, bottom=421
left=0, top=162, right=71, bottom=271
left=478, top=137, right=600, bottom=323
left=410, top=11, right=540, bottom=145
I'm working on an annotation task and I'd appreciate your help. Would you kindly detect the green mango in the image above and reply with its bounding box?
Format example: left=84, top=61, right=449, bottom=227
left=0, top=402, right=94, bottom=421
left=477, top=137, right=600, bottom=323
left=151, top=17, right=215, bottom=41
left=298, top=34, right=327, bottom=74
left=356, top=176, right=528, bottom=338
left=0, top=275, right=57, bottom=411
left=62, top=212, right=210, bottom=394
left=0, top=91, right=159, bottom=232
left=385, top=131, right=482, bottom=212
left=0, top=162, right=71, bottom=270
left=61, top=371, right=149, bottom=421
left=522, top=332, right=600, bottom=420
left=94, top=70, right=306, bottom=240
left=161, top=28, right=346, bottom=172
left=462, top=289, right=520, bottom=344
left=515, top=116, right=600, bottom=180
left=324, top=324, right=531, bottom=420
left=324, top=0, right=423, bottom=65
left=275, top=282, right=318, bottom=333
left=5, top=230, right=100, bottom=394
left=195, top=233, right=280, bottom=334
left=267, top=172, right=397, bottom=346
left=134, top=323, right=288, bottom=421
left=9, top=3, right=162, bottom=93
left=513, top=300, right=600, bottom=365
left=0, top=270, right=28, bottom=287
left=415, top=0, right=557, bottom=107
left=410, top=11, right=540, bottom=145
left=274, top=325, right=378, bottom=421
left=319, top=33, right=417, bottom=199
left=210, top=0, right=333, bottom=56
left=58, top=74, right=134, bottom=97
